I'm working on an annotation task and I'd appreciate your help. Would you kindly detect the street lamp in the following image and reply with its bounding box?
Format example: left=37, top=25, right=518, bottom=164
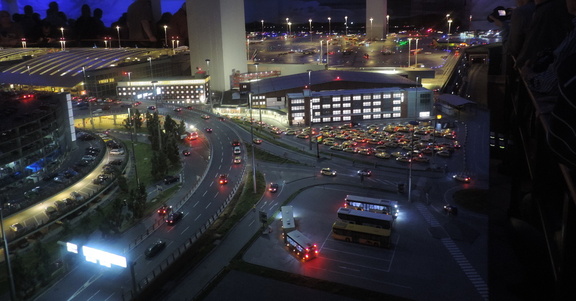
left=414, top=38, right=420, bottom=67
left=288, top=22, right=292, bottom=36
left=469, top=15, right=473, bottom=30
left=286, top=18, right=289, bottom=36
left=345, top=16, right=348, bottom=35
left=408, top=120, right=419, bottom=202
left=249, top=91, right=257, bottom=193
left=407, top=37, right=412, bottom=67
left=309, top=19, right=312, bottom=33
left=205, top=59, right=210, bottom=76
left=261, top=19, right=264, bottom=34
left=386, top=15, right=390, bottom=36
left=369, top=17, right=373, bottom=39
left=163, top=25, right=168, bottom=47
left=60, top=27, right=64, bottom=38
left=116, top=26, right=121, bottom=48
left=432, top=114, right=442, bottom=167
left=319, top=40, right=323, bottom=64
left=328, top=17, right=331, bottom=36
left=448, top=19, right=453, bottom=35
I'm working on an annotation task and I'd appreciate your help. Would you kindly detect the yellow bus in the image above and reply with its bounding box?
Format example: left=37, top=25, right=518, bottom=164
left=331, top=220, right=391, bottom=248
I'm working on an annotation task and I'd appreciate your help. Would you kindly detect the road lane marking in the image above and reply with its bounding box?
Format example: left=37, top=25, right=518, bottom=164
left=205, top=202, right=211, bottom=209
left=195, top=214, right=202, bottom=221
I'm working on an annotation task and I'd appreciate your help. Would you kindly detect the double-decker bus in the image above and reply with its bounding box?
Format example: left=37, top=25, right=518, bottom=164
left=283, top=230, right=318, bottom=261
left=337, top=207, right=393, bottom=229
left=344, top=195, right=399, bottom=218
left=280, top=205, right=295, bottom=233
left=331, top=220, right=391, bottom=248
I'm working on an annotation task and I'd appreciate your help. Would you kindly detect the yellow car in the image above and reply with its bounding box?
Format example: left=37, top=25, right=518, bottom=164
left=321, top=168, right=337, bottom=176
left=233, top=156, right=242, bottom=164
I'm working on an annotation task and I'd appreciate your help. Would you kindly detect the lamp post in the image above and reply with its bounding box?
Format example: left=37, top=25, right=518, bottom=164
left=82, top=66, right=87, bottom=95
left=386, top=15, right=389, bottom=36
left=163, top=25, right=168, bottom=47
left=369, top=17, right=373, bottom=40
left=414, top=38, right=420, bottom=67
left=116, top=26, right=121, bottom=48
left=432, top=114, right=442, bottom=167
left=286, top=18, right=289, bottom=36
left=249, top=91, right=257, bottom=193
left=309, top=18, right=312, bottom=33
left=60, top=27, right=64, bottom=38
left=261, top=19, right=264, bottom=34
left=21, top=38, right=26, bottom=48
left=308, top=70, right=312, bottom=151
left=148, top=57, right=153, bottom=79
left=328, top=17, right=331, bottom=36
left=448, top=19, right=453, bottom=36
left=469, top=15, right=473, bottom=30
left=255, top=63, right=262, bottom=132
left=288, top=22, right=292, bottom=36
left=345, top=16, right=348, bottom=35
left=205, top=59, right=210, bottom=76
left=319, top=40, right=323, bottom=64
left=407, top=37, right=412, bottom=67
left=408, top=120, right=419, bottom=202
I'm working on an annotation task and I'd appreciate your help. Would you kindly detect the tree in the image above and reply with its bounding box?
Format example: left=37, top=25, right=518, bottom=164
left=133, top=109, right=143, bottom=129
left=117, top=175, right=129, bottom=193
left=165, top=135, right=180, bottom=167
left=151, top=151, right=167, bottom=180
left=178, top=119, right=187, bottom=137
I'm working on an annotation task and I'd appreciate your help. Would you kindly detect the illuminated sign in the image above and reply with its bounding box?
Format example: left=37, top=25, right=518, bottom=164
left=64, top=242, right=127, bottom=268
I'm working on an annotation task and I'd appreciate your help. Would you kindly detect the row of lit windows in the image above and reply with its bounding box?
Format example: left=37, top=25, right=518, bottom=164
left=329, top=93, right=402, bottom=102
left=292, top=106, right=305, bottom=111
left=291, top=98, right=304, bottom=104
left=119, top=85, right=204, bottom=91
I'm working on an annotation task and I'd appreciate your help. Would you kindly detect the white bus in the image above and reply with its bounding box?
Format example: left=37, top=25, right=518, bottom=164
left=337, top=207, right=393, bottom=229
left=344, top=195, right=399, bottom=218
left=281, top=206, right=295, bottom=233
left=284, top=230, right=318, bottom=261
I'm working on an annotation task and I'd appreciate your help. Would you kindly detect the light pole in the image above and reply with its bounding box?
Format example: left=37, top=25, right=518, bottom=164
left=369, top=17, right=373, bottom=40
left=60, top=27, right=64, bottom=38
left=408, top=120, right=419, bottom=202
left=82, top=66, right=87, bottom=95
left=448, top=19, right=453, bottom=36
left=386, top=15, right=390, bottom=36
left=308, top=70, right=313, bottom=151
left=407, top=37, right=412, bottom=67
left=205, top=59, right=210, bottom=76
left=469, top=15, right=473, bottom=30
left=414, top=38, right=420, bottom=67
left=288, top=22, right=292, bottom=36
left=249, top=91, right=256, bottom=193
left=148, top=57, right=153, bottom=79
left=163, top=25, right=168, bottom=47
left=286, top=18, right=289, bottom=36
left=319, top=40, right=323, bottom=64
left=345, top=16, right=348, bottom=35
left=328, top=17, right=331, bottom=37
left=432, top=114, right=442, bottom=167
left=309, top=18, right=312, bottom=33
left=261, top=20, right=264, bottom=34
left=116, top=26, right=121, bottom=48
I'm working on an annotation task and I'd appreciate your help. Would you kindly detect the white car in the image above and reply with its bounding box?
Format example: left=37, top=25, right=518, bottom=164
left=233, top=146, right=241, bottom=154
left=81, top=155, right=96, bottom=161
left=321, top=168, right=337, bottom=176
left=109, top=149, right=125, bottom=155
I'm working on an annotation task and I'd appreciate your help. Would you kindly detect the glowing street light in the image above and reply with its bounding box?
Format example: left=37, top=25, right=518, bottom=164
left=345, top=16, right=348, bottom=35
left=116, top=26, right=121, bottom=48
left=286, top=18, right=290, bottom=35
left=309, top=19, right=312, bottom=33
left=414, top=38, right=420, bottom=67
left=408, top=120, right=420, bottom=202
left=21, top=38, right=26, bottom=48
left=163, top=25, right=168, bottom=47
left=60, top=27, right=64, bottom=38
left=448, top=19, right=453, bottom=35
left=369, top=17, right=373, bottom=39
left=469, top=15, right=473, bottom=30
left=386, top=15, right=389, bottom=35
left=407, top=37, right=413, bottom=67
left=288, top=22, right=292, bottom=36
left=328, top=17, right=331, bottom=36
left=261, top=19, right=264, bottom=33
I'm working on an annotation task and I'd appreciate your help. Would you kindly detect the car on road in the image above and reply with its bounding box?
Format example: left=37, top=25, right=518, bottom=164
left=268, top=183, right=279, bottom=193
left=144, top=240, right=166, bottom=258
left=53, top=176, right=66, bottom=183
left=10, top=223, right=26, bottom=232
left=233, top=146, right=241, bottom=154
left=321, top=168, right=337, bottom=176
left=109, top=148, right=125, bottom=155
left=396, top=156, right=411, bottom=163
left=296, top=133, right=309, bottom=139
left=375, top=152, right=391, bottom=159
left=453, top=174, right=471, bottom=183
left=182, top=150, right=191, bottom=156
left=233, top=156, right=242, bottom=164
left=201, top=114, right=210, bottom=119
left=253, top=138, right=262, bottom=144
left=357, top=169, right=372, bottom=176
left=232, top=140, right=241, bottom=147
left=109, top=159, right=123, bottom=166
left=413, top=156, right=430, bottom=163
left=165, top=211, right=183, bottom=225
left=330, top=145, right=344, bottom=151
left=218, top=174, right=229, bottom=184
left=186, top=106, right=194, bottom=110
left=174, top=107, right=182, bottom=112
left=82, top=155, right=96, bottom=161
left=148, top=106, right=156, bottom=110
left=157, top=205, right=172, bottom=216
left=164, top=175, right=178, bottom=185
left=70, top=191, right=85, bottom=201
left=205, top=127, right=213, bottom=133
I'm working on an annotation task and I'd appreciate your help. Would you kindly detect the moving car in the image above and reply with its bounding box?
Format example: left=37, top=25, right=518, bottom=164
left=82, top=155, right=96, bottom=161
left=321, top=168, right=337, bottom=176
left=233, top=146, right=241, bottom=154
left=218, top=174, right=228, bottom=184
left=165, top=211, right=183, bottom=225
left=357, top=169, right=372, bottom=176
left=157, top=205, right=172, bottom=216
left=233, top=156, right=242, bottom=164
left=182, top=150, right=191, bottom=156
left=148, top=106, right=156, bottom=110
left=174, top=107, right=182, bottom=112
left=453, top=174, right=471, bottom=183
left=109, top=148, right=125, bottom=155
left=268, top=183, right=279, bottom=193
left=201, top=114, right=210, bottom=119
left=232, top=140, right=241, bottom=147
left=253, top=138, right=263, bottom=144
left=205, top=127, right=213, bottom=133
left=144, top=240, right=166, bottom=258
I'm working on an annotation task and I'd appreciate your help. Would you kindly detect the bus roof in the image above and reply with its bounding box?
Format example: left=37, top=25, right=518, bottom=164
left=286, top=230, right=316, bottom=248
left=281, top=206, right=295, bottom=231
left=345, top=195, right=398, bottom=206
left=332, top=220, right=390, bottom=235
left=337, top=207, right=394, bottom=221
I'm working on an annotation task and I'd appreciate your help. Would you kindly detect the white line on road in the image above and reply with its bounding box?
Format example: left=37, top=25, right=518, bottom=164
left=193, top=200, right=199, bottom=207
left=202, top=191, right=207, bottom=197
left=195, top=214, right=202, bottom=221
left=181, top=226, right=190, bottom=234
left=205, top=202, right=211, bottom=209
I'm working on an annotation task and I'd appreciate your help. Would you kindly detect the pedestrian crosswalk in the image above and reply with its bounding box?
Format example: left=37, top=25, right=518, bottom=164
left=441, top=238, right=489, bottom=301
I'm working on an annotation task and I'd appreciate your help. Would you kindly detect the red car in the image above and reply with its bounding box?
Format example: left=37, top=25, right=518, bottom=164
left=157, top=205, right=172, bottom=216
left=218, top=174, right=228, bottom=184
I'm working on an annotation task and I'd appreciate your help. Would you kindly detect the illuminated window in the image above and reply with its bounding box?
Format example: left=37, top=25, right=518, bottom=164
left=332, top=96, right=341, bottom=102
left=393, top=112, right=401, bottom=117
left=343, top=109, right=351, bottom=114
left=383, top=113, right=391, bottom=118
left=373, top=101, right=381, bottom=106
left=393, top=93, right=403, bottom=98
left=323, top=117, right=331, bottom=122
left=343, top=116, right=351, bottom=121
left=314, top=111, right=321, bottom=116
left=383, top=94, right=391, bottom=99
left=353, top=109, right=361, bottom=113
left=343, top=103, right=351, bottom=108
left=322, top=104, right=331, bottom=108
left=293, top=112, right=304, bottom=117
left=343, top=96, right=351, bottom=101
left=373, top=107, right=381, bottom=112
left=333, top=117, right=341, bottom=121
left=363, top=95, right=371, bottom=100
left=292, top=106, right=304, bottom=110
left=291, top=99, right=304, bottom=104
left=333, top=110, right=341, bottom=115
left=352, top=95, right=361, bottom=100
left=312, top=104, right=320, bottom=109
left=393, top=106, right=401, bottom=111
left=363, top=108, right=372, bottom=113
left=312, top=117, right=321, bottom=123
left=393, top=100, right=402, bottom=105
left=311, top=98, right=320, bottom=103
left=372, top=114, right=381, bottom=118
left=363, top=115, right=371, bottom=119
left=363, top=102, right=370, bottom=107
left=373, top=94, right=381, bottom=99
left=333, top=103, right=341, bottom=108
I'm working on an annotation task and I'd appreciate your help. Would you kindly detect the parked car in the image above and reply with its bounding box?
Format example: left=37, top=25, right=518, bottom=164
left=10, top=223, right=26, bottom=233
left=82, top=155, right=96, bottom=161
left=164, top=175, right=178, bottom=185
left=109, top=149, right=125, bottom=155
left=357, top=169, right=372, bottom=176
